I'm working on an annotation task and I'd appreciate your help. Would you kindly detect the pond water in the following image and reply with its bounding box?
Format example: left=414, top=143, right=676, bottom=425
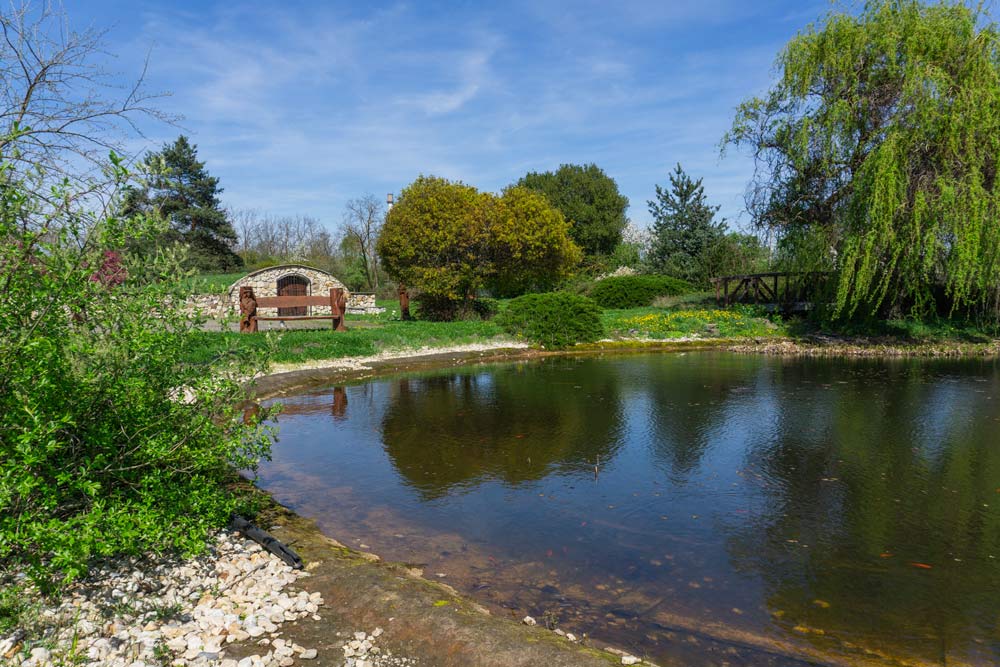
left=258, top=352, right=1000, bottom=667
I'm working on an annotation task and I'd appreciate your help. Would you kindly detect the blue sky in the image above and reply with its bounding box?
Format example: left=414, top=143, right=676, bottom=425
left=70, top=0, right=828, bottom=231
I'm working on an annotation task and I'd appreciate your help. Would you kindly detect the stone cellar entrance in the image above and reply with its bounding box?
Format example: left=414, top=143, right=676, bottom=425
left=276, top=274, right=309, bottom=316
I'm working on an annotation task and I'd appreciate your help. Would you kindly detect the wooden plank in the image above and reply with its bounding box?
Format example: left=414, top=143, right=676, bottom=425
left=254, top=316, right=336, bottom=321
left=256, top=295, right=332, bottom=307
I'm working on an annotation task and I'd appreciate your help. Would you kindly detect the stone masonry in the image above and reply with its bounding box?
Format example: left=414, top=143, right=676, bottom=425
left=183, top=265, right=383, bottom=319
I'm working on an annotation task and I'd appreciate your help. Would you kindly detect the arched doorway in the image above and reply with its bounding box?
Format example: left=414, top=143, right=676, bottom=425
left=277, top=275, right=309, bottom=316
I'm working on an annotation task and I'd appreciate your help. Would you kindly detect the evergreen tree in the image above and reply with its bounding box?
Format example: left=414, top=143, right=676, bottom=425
left=124, top=136, right=242, bottom=272
left=647, top=164, right=725, bottom=284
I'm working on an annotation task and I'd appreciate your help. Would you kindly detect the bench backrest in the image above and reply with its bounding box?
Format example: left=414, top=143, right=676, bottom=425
left=254, top=294, right=337, bottom=308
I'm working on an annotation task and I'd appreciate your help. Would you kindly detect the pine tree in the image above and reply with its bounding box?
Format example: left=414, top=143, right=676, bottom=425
left=125, top=136, right=242, bottom=272
left=647, top=164, right=725, bottom=284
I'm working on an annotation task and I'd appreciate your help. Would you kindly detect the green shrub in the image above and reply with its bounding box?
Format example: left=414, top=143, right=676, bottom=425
left=588, top=274, right=693, bottom=309
left=497, top=292, right=604, bottom=349
left=0, top=163, right=273, bottom=591
left=471, top=297, right=500, bottom=320
left=414, top=294, right=500, bottom=321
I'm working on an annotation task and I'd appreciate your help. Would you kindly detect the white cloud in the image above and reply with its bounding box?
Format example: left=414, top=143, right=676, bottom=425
left=107, top=0, right=816, bottom=226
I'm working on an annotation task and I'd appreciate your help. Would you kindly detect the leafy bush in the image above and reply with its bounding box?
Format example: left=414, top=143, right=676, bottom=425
left=588, top=274, right=693, bottom=309
left=0, top=162, right=273, bottom=591
left=414, top=294, right=500, bottom=321
left=497, top=292, right=604, bottom=349
left=377, top=176, right=581, bottom=319
left=471, top=297, right=500, bottom=320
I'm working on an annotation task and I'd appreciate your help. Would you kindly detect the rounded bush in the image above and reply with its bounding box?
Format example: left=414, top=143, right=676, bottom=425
left=588, top=274, right=693, bottom=309
left=498, top=292, right=604, bottom=349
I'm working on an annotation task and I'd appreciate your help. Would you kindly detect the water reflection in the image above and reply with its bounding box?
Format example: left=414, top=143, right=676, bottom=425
left=726, top=359, right=1000, bottom=664
left=381, top=359, right=624, bottom=498
left=259, top=354, right=1000, bottom=666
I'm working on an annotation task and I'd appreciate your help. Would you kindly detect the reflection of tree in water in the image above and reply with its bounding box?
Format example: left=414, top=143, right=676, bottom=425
left=725, top=359, right=1000, bottom=663
left=381, top=359, right=624, bottom=499
left=645, top=355, right=763, bottom=478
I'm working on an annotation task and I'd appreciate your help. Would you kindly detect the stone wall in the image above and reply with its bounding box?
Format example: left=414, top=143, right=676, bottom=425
left=228, top=265, right=348, bottom=316
left=182, top=265, right=384, bottom=318
left=181, top=294, right=231, bottom=319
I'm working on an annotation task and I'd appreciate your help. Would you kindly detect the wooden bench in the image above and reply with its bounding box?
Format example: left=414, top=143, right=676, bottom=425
left=239, top=286, right=347, bottom=333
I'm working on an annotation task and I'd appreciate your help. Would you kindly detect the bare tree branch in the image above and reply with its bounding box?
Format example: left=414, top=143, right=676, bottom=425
left=341, top=194, right=384, bottom=290
left=0, top=1, right=176, bottom=200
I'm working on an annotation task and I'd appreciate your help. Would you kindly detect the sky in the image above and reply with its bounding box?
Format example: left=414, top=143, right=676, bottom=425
left=68, top=0, right=830, bottom=232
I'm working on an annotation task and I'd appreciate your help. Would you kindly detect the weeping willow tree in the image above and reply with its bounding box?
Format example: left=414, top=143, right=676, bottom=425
left=726, top=0, right=1000, bottom=320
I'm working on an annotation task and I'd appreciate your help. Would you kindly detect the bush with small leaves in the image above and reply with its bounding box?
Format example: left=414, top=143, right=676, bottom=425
left=588, top=275, right=694, bottom=309
left=497, top=292, right=604, bottom=349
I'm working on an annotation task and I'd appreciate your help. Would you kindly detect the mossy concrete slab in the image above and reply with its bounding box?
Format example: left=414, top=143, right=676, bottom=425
left=252, top=508, right=622, bottom=666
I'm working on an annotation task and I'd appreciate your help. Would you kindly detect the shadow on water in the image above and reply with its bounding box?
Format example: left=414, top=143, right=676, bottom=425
left=258, top=353, right=1000, bottom=667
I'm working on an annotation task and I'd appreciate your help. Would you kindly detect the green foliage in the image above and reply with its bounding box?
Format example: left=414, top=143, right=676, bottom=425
left=471, top=297, right=500, bottom=320
left=497, top=292, right=604, bottom=349
left=609, top=239, right=642, bottom=270
left=647, top=164, right=727, bottom=285
left=772, top=226, right=838, bottom=275
left=799, top=314, right=1000, bottom=343
left=701, top=231, right=770, bottom=278
left=0, top=583, right=37, bottom=634
left=377, top=176, right=485, bottom=304
left=517, top=163, right=629, bottom=257
left=376, top=176, right=581, bottom=318
left=727, top=0, right=1000, bottom=320
left=588, top=275, right=694, bottom=309
left=490, top=186, right=583, bottom=296
left=123, top=136, right=243, bottom=272
left=0, top=162, right=272, bottom=590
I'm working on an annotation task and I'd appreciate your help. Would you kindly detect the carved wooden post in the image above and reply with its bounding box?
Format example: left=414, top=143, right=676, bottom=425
left=398, top=283, right=411, bottom=321
left=330, top=288, right=348, bottom=332
left=239, top=286, right=258, bottom=333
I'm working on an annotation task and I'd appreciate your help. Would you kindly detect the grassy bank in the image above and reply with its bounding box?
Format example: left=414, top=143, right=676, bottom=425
left=184, top=299, right=1000, bottom=369
left=185, top=319, right=507, bottom=366
left=183, top=301, right=789, bottom=368
left=602, top=304, right=786, bottom=339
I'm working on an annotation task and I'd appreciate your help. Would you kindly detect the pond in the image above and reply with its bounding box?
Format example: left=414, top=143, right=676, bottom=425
left=258, top=352, right=1000, bottom=667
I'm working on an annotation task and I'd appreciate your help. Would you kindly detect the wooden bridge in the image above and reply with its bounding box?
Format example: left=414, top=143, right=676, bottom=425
left=711, top=272, right=835, bottom=310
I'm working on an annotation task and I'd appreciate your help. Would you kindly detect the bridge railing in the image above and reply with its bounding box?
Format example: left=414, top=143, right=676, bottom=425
left=710, top=272, right=836, bottom=307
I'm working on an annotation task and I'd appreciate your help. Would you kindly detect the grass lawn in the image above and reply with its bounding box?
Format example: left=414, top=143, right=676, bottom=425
left=180, top=272, right=246, bottom=294
left=602, top=304, right=787, bottom=339
left=792, top=315, right=1000, bottom=343
left=185, top=318, right=506, bottom=366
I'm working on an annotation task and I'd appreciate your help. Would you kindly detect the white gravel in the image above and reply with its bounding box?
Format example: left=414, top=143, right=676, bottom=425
left=266, top=342, right=529, bottom=375
left=0, top=531, right=327, bottom=667
left=338, top=627, right=416, bottom=667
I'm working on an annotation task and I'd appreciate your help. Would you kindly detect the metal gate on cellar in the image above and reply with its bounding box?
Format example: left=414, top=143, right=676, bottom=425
left=276, top=275, right=309, bottom=316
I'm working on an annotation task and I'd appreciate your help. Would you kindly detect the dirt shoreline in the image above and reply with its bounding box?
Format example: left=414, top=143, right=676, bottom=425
left=245, top=338, right=999, bottom=667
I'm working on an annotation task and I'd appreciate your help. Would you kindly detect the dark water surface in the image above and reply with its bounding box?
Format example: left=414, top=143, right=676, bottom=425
left=258, top=352, right=1000, bottom=666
